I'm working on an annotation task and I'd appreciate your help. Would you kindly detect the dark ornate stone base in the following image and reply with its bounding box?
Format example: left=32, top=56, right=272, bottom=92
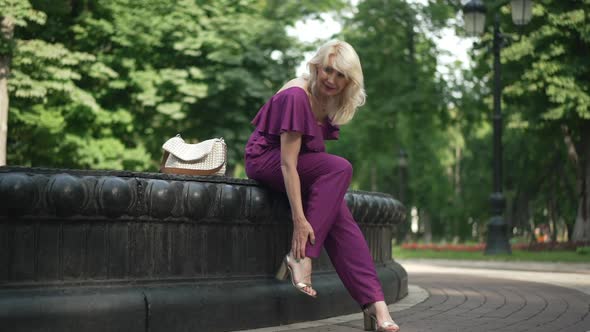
left=0, top=262, right=407, bottom=332
left=0, top=167, right=408, bottom=332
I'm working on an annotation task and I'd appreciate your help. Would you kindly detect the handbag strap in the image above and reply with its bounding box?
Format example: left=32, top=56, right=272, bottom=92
left=162, top=136, right=219, bottom=161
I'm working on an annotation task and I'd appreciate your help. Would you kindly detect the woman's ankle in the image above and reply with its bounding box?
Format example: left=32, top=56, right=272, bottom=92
left=287, top=254, right=312, bottom=281
left=374, top=302, right=392, bottom=319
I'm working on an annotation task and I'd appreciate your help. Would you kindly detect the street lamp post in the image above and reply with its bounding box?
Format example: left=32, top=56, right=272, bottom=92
left=462, top=0, right=533, bottom=255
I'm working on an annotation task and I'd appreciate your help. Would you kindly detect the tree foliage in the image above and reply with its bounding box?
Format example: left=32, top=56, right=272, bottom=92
left=495, top=0, right=590, bottom=242
left=444, top=0, right=588, bottom=242
left=337, top=0, right=463, bottom=240
left=337, top=0, right=589, bottom=243
left=4, top=0, right=589, bottom=242
left=5, top=0, right=345, bottom=171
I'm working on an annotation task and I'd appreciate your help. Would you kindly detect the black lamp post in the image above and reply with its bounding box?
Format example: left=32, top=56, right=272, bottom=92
left=462, top=0, right=533, bottom=255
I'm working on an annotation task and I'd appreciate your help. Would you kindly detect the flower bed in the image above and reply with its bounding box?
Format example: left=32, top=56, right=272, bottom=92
left=401, top=243, right=485, bottom=252
left=401, top=241, right=590, bottom=252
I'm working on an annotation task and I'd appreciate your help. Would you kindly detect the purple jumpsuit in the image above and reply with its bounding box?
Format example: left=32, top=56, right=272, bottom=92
left=244, top=86, right=385, bottom=307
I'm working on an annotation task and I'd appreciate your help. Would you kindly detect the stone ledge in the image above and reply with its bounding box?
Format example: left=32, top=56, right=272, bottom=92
left=0, top=166, right=406, bottom=225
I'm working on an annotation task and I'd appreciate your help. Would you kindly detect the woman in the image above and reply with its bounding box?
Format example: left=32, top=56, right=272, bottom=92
left=244, top=40, right=399, bottom=332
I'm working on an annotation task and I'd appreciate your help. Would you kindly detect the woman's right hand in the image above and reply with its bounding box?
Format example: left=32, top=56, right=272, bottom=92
left=291, top=218, right=316, bottom=260
left=279, top=131, right=314, bottom=260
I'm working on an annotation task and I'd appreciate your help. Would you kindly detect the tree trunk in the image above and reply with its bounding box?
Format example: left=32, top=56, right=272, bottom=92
left=454, top=146, right=461, bottom=196
left=370, top=165, right=377, bottom=192
left=572, top=121, right=590, bottom=243
left=527, top=201, right=535, bottom=243
left=0, top=16, right=14, bottom=166
left=548, top=197, right=558, bottom=242
left=421, top=210, right=432, bottom=244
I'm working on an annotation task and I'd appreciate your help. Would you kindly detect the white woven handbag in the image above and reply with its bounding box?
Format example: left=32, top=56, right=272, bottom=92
left=160, top=135, right=227, bottom=176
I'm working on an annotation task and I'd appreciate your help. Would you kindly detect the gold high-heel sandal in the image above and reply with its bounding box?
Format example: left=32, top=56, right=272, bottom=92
left=362, top=304, right=399, bottom=332
left=275, top=254, right=317, bottom=298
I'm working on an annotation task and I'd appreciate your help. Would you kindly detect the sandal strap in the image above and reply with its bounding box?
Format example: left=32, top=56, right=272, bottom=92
left=381, top=320, right=398, bottom=328
left=295, top=281, right=313, bottom=289
left=363, top=309, right=398, bottom=331
left=291, top=268, right=313, bottom=285
left=295, top=282, right=316, bottom=296
left=378, top=320, right=399, bottom=332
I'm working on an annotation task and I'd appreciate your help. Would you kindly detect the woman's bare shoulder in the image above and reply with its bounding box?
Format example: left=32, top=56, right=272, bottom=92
left=277, top=77, right=308, bottom=94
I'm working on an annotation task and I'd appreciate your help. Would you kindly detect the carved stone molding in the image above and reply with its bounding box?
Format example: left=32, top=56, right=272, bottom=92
left=0, top=167, right=406, bottom=225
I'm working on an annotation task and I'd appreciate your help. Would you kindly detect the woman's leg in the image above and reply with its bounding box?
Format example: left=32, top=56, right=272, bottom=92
left=323, top=201, right=385, bottom=306
left=296, top=153, right=353, bottom=258
left=325, top=203, right=396, bottom=329
left=247, top=151, right=384, bottom=305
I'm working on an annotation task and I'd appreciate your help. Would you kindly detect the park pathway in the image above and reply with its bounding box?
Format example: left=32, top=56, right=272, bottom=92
left=236, top=260, right=590, bottom=332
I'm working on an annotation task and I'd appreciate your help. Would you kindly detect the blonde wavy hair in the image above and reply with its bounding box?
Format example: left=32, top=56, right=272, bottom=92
left=305, top=40, right=366, bottom=125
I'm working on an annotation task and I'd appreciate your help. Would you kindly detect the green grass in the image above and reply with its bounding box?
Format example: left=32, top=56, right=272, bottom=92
left=393, top=246, right=590, bottom=263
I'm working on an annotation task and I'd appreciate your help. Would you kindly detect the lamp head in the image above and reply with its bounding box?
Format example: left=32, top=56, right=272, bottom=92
left=463, top=0, right=487, bottom=36
left=511, top=0, right=533, bottom=26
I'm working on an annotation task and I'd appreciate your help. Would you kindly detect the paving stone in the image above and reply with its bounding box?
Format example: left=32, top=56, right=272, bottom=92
left=235, top=265, right=590, bottom=332
left=392, top=273, right=590, bottom=332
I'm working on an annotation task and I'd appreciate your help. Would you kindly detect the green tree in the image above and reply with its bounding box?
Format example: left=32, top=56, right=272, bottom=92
left=5, top=0, right=345, bottom=172
left=0, top=0, right=45, bottom=165
left=338, top=0, right=461, bottom=241
left=6, top=0, right=152, bottom=169
left=482, top=0, right=590, bottom=242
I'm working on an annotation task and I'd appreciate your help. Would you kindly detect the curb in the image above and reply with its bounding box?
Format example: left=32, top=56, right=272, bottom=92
left=233, top=285, right=428, bottom=332
left=396, top=258, right=590, bottom=274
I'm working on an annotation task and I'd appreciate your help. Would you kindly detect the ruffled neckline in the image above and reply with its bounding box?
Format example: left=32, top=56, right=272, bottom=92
left=278, top=86, right=339, bottom=130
